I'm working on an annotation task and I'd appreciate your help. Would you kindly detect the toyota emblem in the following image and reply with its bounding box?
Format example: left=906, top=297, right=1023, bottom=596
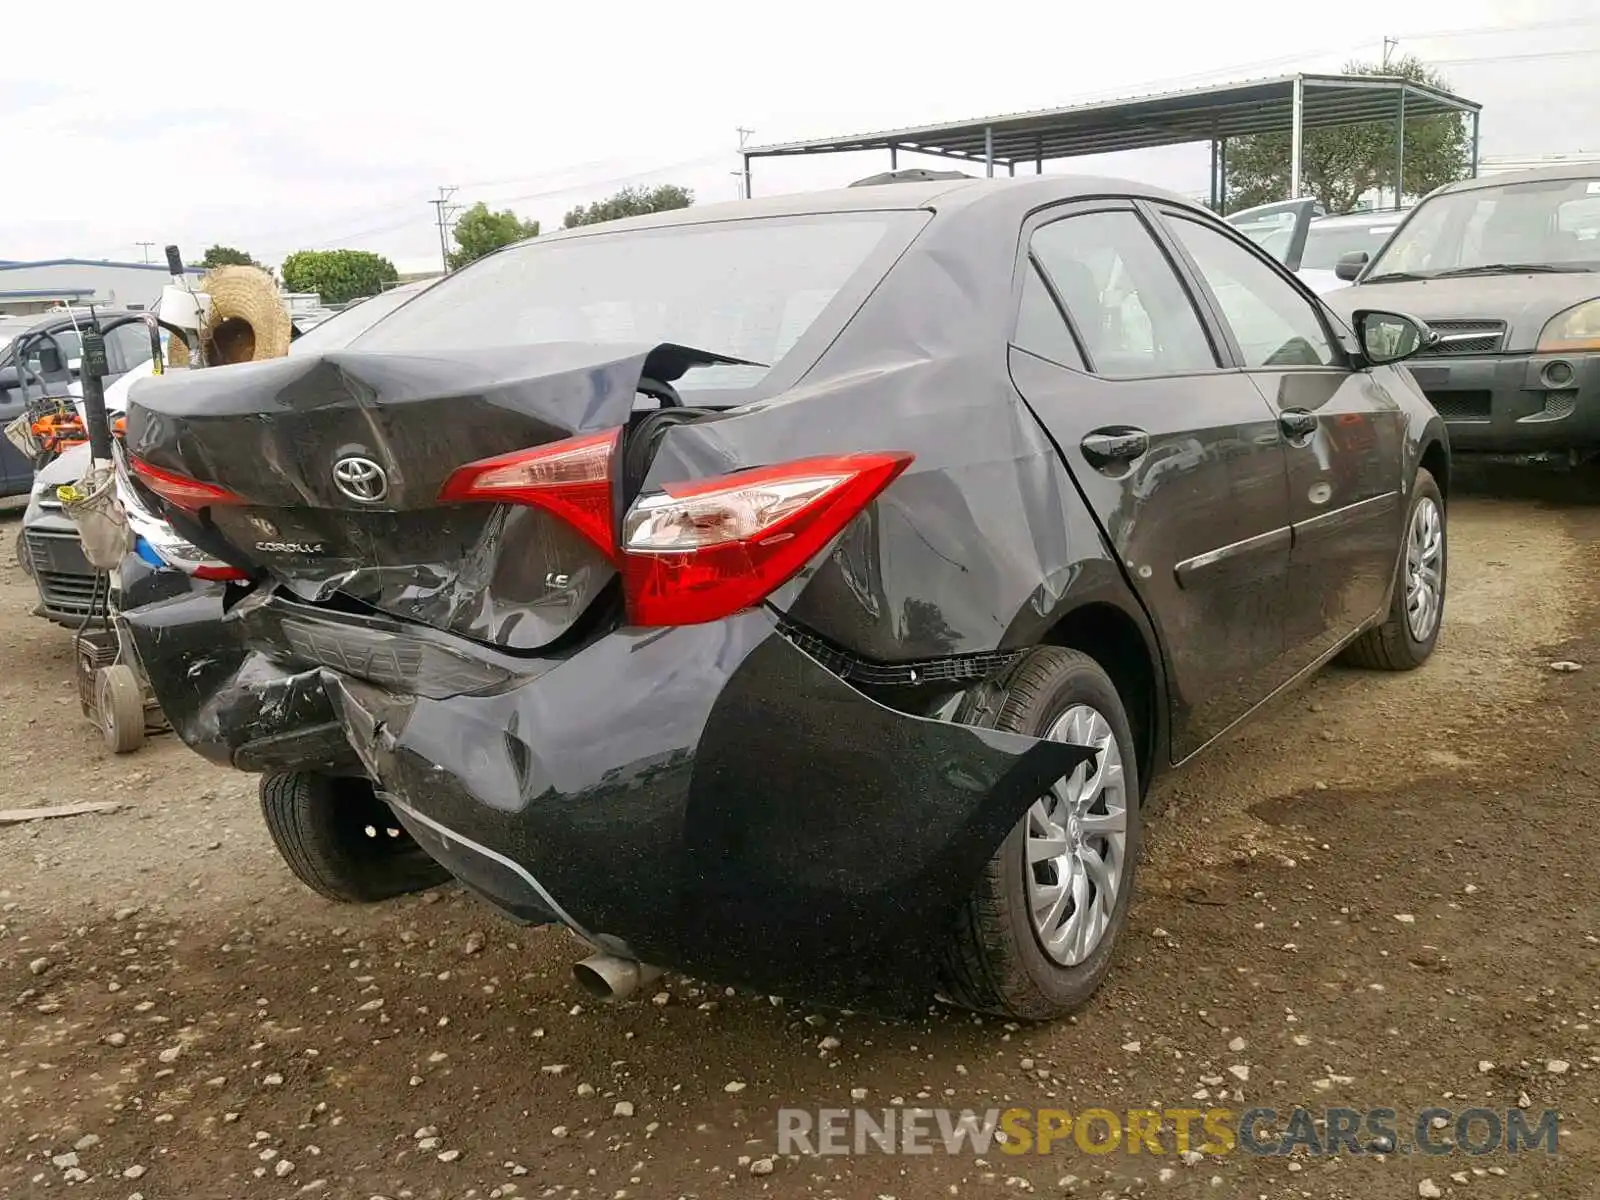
left=332, top=455, right=389, bottom=504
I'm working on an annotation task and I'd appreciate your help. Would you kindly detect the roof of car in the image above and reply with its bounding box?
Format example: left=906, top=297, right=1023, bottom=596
left=1433, top=164, right=1600, bottom=195
left=1313, top=209, right=1411, bottom=228
left=14, top=307, right=138, bottom=331
left=525, top=175, right=1202, bottom=246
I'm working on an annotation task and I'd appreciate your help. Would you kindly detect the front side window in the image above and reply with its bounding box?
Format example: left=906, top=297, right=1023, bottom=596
left=1169, top=217, right=1338, bottom=369
left=354, top=211, right=929, bottom=395
left=1029, top=211, right=1217, bottom=377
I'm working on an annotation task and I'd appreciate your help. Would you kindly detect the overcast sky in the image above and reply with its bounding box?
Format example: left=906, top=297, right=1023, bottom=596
left=5, top=1, right=1597, bottom=275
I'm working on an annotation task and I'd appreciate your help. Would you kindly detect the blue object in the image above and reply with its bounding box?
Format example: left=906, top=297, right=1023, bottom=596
left=134, top=536, right=167, bottom=568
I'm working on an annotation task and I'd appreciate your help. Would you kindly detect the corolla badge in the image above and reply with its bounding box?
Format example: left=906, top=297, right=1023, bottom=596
left=332, top=455, right=388, bottom=503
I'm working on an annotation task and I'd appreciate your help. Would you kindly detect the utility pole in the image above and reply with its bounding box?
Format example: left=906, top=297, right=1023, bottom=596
left=430, top=186, right=461, bottom=274
left=735, top=127, right=755, bottom=200
left=1382, top=37, right=1402, bottom=207
left=135, top=241, right=155, bottom=264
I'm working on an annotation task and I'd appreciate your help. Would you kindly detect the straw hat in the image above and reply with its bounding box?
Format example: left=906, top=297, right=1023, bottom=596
left=168, top=265, right=293, bottom=366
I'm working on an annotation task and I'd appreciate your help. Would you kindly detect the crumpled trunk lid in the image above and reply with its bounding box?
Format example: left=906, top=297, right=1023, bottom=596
left=123, top=341, right=723, bottom=650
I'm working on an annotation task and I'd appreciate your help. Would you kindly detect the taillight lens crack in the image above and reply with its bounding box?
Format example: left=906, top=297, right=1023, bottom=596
left=443, top=433, right=913, bottom=628
left=437, top=428, right=621, bottom=559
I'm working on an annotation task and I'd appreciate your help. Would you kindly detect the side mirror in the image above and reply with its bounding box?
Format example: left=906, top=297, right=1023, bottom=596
left=1335, top=251, right=1369, bottom=282
left=27, top=346, right=66, bottom=375
left=1354, top=309, right=1438, bottom=366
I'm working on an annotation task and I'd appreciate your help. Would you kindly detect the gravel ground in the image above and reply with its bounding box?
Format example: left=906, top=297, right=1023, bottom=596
left=1, top=473, right=1598, bottom=1200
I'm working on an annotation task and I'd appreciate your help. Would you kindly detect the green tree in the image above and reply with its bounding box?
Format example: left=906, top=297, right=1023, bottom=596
left=562, top=184, right=693, bottom=229
left=280, top=249, right=399, bottom=305
left=448, top=202, right=540, bottom=270
left=1225, top=56, right=1470, bottom=214
left=197, top=245, right=260, bottom=269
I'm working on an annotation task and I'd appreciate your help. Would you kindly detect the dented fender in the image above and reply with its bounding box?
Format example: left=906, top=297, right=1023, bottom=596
left=313, top=608, right=1093, bottom=1012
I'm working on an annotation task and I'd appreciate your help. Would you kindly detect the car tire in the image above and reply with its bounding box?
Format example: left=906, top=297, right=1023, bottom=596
left=940, top=647, right=1142, bottom=1021
left=1339, top=468, right=1446, bottom=672
left=259, top=772, right=452, bottom=903
left=96, top=664, right=146, bottom=754
left=15, top=529, right=33, bottom=578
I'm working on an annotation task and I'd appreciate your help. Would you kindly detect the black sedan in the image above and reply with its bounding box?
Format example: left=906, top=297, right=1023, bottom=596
left=121, top=175, right=1449, bottom=1020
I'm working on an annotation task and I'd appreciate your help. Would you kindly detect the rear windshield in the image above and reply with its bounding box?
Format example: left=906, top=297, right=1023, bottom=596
left=289, top=284, right=429, bottom=355
left=353, top=211, right=927, bottom=393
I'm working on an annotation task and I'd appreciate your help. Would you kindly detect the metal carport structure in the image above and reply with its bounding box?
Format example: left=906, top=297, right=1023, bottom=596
left=742, top=74, right=1482, bottom=213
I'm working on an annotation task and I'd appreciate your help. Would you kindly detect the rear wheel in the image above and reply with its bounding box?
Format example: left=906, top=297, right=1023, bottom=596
left=941, top=647, right=1142, bottom=1020
left=1340, top=467, right=1445, bottom=671
left=259, top=772, right=451, bottom=903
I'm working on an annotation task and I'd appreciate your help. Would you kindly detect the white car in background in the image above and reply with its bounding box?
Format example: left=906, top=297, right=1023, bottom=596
left=1227, top=199, right=1410, bottom=294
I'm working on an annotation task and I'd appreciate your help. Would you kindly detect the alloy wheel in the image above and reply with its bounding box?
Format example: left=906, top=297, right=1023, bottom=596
left=1405, top=495, right=1444, bottom=643
left=1024, top=705, right=1129, bottom=967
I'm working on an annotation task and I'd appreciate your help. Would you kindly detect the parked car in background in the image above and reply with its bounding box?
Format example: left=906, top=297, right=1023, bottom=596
left=15, top=281, right=438, bottom=621
left=1323, top=165, right=1600, bottom=467
left=124, top=175, right=1449, bottom=1021
left=1, top=308, right=153, bottom=497
left=1228, top=199, right=1410, bottom=294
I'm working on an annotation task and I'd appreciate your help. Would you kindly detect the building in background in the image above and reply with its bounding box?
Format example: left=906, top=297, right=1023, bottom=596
left=1478, top=153, right=1600, bottom=175
left=0, top=259, right=205, bottom=317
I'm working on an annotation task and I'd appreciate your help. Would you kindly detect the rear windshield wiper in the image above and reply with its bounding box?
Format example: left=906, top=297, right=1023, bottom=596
left=1432, top=263, right=1593, bottom=277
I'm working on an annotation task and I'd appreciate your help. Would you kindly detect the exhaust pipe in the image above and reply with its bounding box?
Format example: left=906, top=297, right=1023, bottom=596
left=572, top=952, right=663, bottom=1001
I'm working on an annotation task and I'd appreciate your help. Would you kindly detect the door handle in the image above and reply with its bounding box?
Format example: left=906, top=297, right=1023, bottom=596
left=1279, top=410, right=1318, bottom=440
left=1081, top=427, right=1150, bottom=467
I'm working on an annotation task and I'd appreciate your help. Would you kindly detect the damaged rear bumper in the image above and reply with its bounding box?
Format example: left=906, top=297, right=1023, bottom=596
left=127, top=593, right=1093, bottom=1011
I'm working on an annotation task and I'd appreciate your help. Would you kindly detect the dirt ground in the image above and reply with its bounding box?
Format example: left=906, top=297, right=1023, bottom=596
left=1, top=472, right=1597, bottom=1200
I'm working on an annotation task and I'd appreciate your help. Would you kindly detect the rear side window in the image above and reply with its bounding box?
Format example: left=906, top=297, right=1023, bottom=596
left=1030, top=211, right=1217, bottom=377
left=355, top=211, right=927, bottom=393
left=1012, top=262, right=1086, bottom=370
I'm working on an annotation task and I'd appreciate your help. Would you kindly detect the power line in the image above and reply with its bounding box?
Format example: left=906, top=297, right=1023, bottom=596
left=135, top=242, right=155, bottom=264
left=1429, top=44, right=1600, bottom=67
left=1063, top=12, right=1600, bottom=104
left=1397, top=12, right=1600, bottom=42
left=493, top=151, right=731, bottom=207
left=293, top=150, right=730, bottom=254
left=280, top=151, right=728, bottom=251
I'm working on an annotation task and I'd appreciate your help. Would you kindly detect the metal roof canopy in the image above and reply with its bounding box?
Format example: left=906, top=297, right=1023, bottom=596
left=743, top=74, right=1482, bottom=211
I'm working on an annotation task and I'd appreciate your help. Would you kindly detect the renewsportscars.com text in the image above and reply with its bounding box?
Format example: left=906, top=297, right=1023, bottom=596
left=777, top=1106, right=1559, bottom=1158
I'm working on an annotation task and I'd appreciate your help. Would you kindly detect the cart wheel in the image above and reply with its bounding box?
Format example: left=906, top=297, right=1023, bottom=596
left=96, top=665, right=146, bottom=754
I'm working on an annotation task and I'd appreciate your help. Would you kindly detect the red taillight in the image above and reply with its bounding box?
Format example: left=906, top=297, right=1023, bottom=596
left=620, top=451, right=913, bottom=627
left=128, top=455, right=245, bottom=512
left=438, top=431, right=912, bottom=627
left=437, top=429, right=621, bottom=558
left=192, top=564, right=250, bottom=582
